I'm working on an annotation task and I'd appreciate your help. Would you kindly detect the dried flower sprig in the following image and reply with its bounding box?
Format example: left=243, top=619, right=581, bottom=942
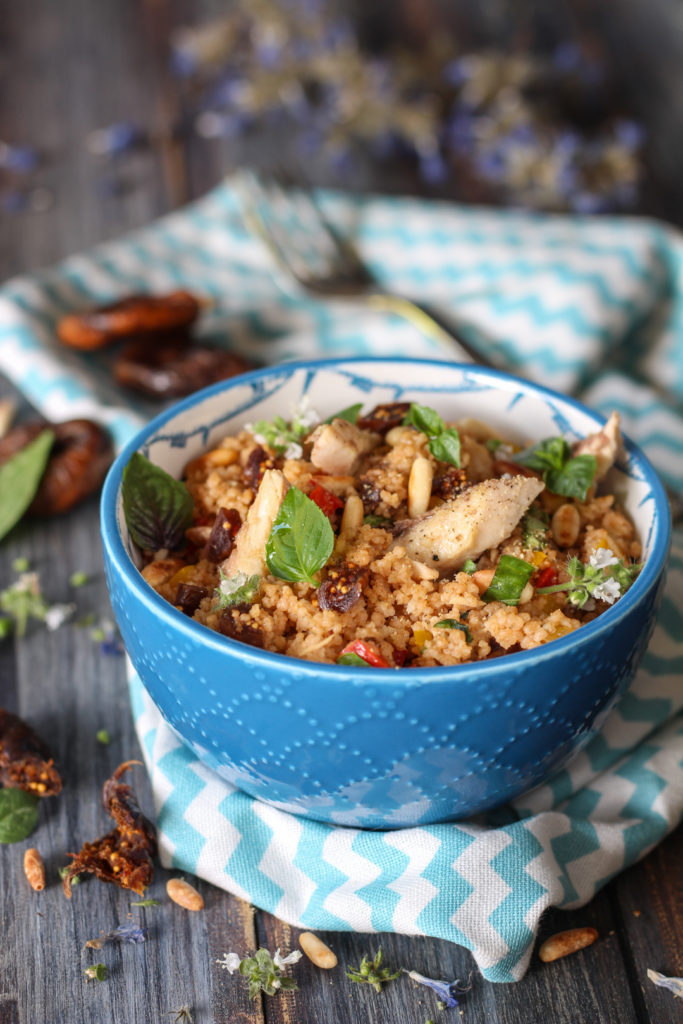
left=85, top=923, right=148, bottom=949
left=84, top=963, right=108, bottom=983
left=647, top=969, right=683, bottom=998
left=346, top=948, right=401, bottom=994
left=537, top=549, right=641, bottom=609
left=216, top=948, right=302, bottom=999
left=404, top=968, right=473, bottom=1007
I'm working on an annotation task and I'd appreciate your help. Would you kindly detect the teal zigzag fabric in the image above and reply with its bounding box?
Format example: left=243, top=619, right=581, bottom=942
left=1, top=179, right=681, bottom=981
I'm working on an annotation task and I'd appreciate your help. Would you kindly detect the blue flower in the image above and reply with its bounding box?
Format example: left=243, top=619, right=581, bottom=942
left=405, top=970, right=461, bottom=1007
left=109, top=923, right=148, bottom=944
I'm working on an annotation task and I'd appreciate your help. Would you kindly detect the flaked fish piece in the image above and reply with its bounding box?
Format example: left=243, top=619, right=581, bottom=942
left=393, top=475, right=544, bottom=575
left=223, top=469, right=289, bottom=579
left=309, top=418, right=380, bottom=476
left=572, top=411, right=622, bottom=481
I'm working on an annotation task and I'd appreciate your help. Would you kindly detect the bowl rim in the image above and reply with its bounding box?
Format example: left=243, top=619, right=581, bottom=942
left=101, top=355, right=672, bottom=685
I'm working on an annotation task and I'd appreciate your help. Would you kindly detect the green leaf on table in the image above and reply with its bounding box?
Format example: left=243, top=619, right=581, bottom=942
left=121, top=452, right=194, bottom=551
left=265, top=486, right=334, bottom=585
left=482, top=555, right=535, bottom=606
left=0, top=429, right=54, bottom=542
left=0, top=788, right=39, bottom=844
left=325, top=403, right=363, bottom=424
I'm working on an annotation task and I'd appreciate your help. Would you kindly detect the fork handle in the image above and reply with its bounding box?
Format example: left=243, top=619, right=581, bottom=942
left=366, top=293, right=494, bottom=368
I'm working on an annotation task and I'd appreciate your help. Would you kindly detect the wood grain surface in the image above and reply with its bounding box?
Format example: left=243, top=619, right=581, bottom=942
left=0, top=2, right=681, bottom=1023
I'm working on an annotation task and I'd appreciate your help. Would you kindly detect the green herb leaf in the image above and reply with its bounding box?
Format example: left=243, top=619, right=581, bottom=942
left=482, top=555, right=534, bottom=606
left=402, top=403, right=444, bottom=437
left=96, top=729, right=111, bottom=745
left=402, top=403, right=461, bottom=467
left=122, top=452, right=194, bottom=551
left=428, top=429, right=461, bottom=467
left=84, top=963, right=108, bottom=983
left=363, top=514, right=393, bottom=528
left=485, top=438, right=504, bottom=454
left=12, top=557, right=30, bottom=573
left=58, top=865, right=80, bottom=885
left=326, top=403, right=363, bottom=424
left=513, top=437, right=597, bottom=500
left=131, top=898, right=161, bottom=907
left=545, top=454, right=597, bottom=502
left=521, top=506, right=549, bottom=551
left=434, top=619, right=472, bottom=643
left=214, top=571, right=261, bottom=610
left=0, top=788, right=39, bottom=843
left=69, top=571, right=89, bottom=587
left=336, top=652, right=369, bottom=666
left=266, top=487, right=334, bottom=585
left=346, top=948, right=401, bottom=995
left=461, top=559, right=477, bottom=574
left=0, top=429, right=54, bottom=542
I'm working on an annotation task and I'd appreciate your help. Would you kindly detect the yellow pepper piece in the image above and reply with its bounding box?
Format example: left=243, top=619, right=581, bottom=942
left=168, top=565, right=196, bottom=589
left=530, top=550, right=547, bottom=567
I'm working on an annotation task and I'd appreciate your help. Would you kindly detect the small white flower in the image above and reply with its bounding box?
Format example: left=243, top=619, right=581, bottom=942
left=589, top=548, right=619, bottom=569
left=216, top=952, right=242, bottom=973
left=592, top=577, right=621, bottom=604
left=45, top=603, right=76, bottom=631
left=273, top=948, right=303, bottom=970
left=283, top=441, right=303, bottom=460
left=292, top=396, right=320, bottom=431
left=219, top=571, right=249, bottom=598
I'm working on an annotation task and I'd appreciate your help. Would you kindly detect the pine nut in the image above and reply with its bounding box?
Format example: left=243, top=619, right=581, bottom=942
left=538, top=927, right=598, bottom=962
left=335, top=493, right=364, bottom=557
left=551, top=504, right=581, bottom=548
left=472, top=568, right=495, bottom=593
left=23, top=848, right=45, bottom=891
left=518, top=581, right=535, bottom=604
left=299, top=932, right=338, bottom=969
left=408, top=456, right=433, bottom=518
left=166, top=878, right=204, bottom=911
left=385, top=425, right=412, bottom=447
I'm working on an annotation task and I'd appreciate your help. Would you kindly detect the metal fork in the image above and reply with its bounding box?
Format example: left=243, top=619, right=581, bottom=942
left=237, top=170, right=494, bottom=367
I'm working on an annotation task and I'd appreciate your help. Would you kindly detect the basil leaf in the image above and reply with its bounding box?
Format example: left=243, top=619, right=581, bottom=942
left=434, top=618, right=472, bottom=643
left=266, top=486, right=334, bottom=585
left=0, top=429, right=54, bottom=542
left=214, top=571, right=260, bottom=609
left=545, top=454, right=597, bottom=501
left=485, top=438, right=504, bottom=454
left=0, top=788, right=39, bottom=844
left=122, top=452, right=194, bottom=551
left=514, top=437, right=568, bottom=473
left=326, top=403, right=363, bottom=425
left=337, top=651, right=368, bottom=666
left=428, top=429, right=461, bottom=467
left=482, top=555, right=535, bottom=606
left=461, top=559, right=477, bottom=574
left=402, top=403, right=445, bottom=437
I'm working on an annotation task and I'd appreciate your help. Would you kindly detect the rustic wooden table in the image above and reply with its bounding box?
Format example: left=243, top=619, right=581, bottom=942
left=1, top=3, right=682, bottom=1023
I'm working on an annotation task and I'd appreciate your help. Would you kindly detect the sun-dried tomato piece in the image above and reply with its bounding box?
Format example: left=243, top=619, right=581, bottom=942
left=218, top=609, right=264, bottom=648
left=338, top=639, right=391, bottom=668
left=357, top=402, right=411, bottom=435
left=432, top=467, right=468, bottom=500
left=175, top=583, right=208, bottom=615
left=205, top=507, right=242, bottom=562
left=308, top=483, right=344, bottom=520
left=243, top=445, right=276, bottom=488
left=0, top=708, right=62, bottom=796
left=534, top=565, right=560, bottom=589
left=62, top=761, right=156, bottom=898
left=318, top=563, right=367, bottom=612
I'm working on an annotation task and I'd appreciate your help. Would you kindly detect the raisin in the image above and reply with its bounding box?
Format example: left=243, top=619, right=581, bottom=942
left=317, top=563, right=367, bottom=612
left=357, top=402, right=411, bottom=435
left=175, top=583, right=208, bottom=615
left=358, top=478, right=381, bottom=512
left=243, top=445, right=276, bottom=488
left=218, top=609, right=264, bottom=648
left=205, top=507, right=242, bottom=562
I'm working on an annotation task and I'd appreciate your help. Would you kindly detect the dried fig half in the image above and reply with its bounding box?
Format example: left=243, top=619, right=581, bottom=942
left=57, top=290, right=200, bottom=350
left=114, top=338, right=253, bottom=398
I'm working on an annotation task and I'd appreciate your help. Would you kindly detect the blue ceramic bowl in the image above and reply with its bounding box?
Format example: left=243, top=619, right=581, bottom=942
left=100, top=358, right=670, bottom=827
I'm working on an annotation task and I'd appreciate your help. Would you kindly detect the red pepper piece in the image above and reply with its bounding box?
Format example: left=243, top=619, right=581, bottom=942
left=535, top=566, right=560, bottom=589
left=338, top=639, right=391, bottom=668
left=308, top=483, right=344, bottom=519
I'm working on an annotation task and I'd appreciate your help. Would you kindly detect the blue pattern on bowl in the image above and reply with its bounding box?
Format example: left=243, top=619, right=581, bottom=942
left=101, top=358, right=670, bottom=827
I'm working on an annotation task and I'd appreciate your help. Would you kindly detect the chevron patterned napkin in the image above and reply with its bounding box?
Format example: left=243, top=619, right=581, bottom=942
left=1, top=179, right=682, bottom=982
